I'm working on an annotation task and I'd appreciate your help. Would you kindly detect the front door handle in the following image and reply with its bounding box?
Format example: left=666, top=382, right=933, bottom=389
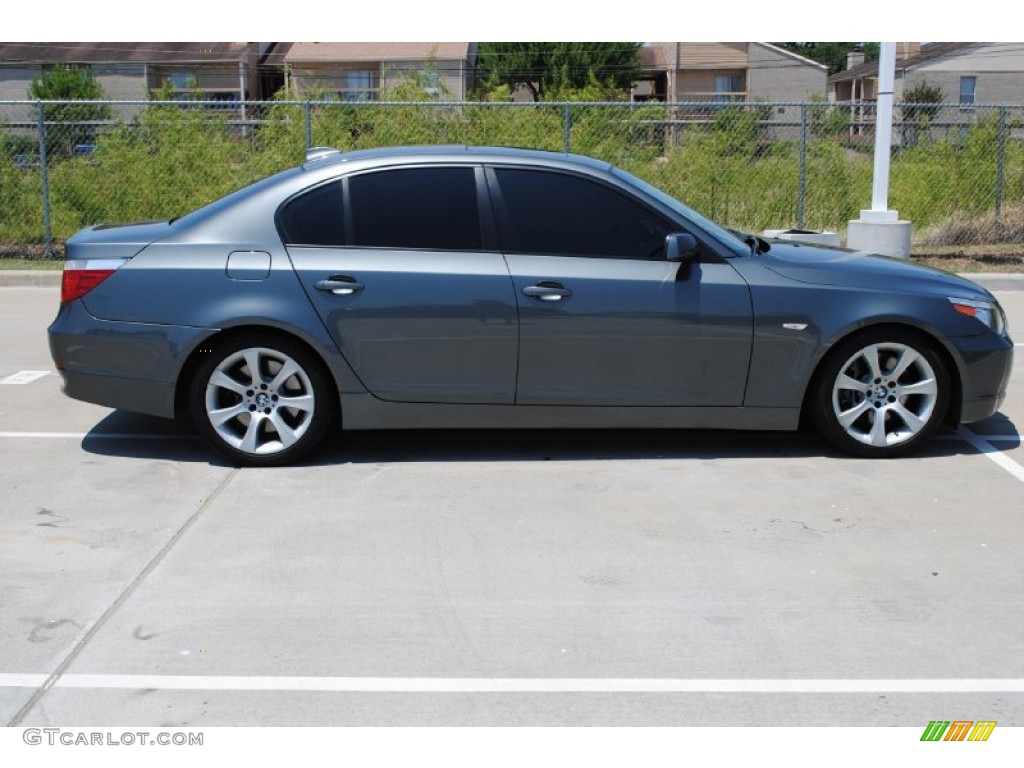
left=315, top=276, right=365, bottom=295
left=523, top=282, right=572, bottom=301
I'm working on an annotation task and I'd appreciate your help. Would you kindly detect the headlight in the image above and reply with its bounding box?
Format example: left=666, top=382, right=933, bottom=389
left=948, top=297, right=1007, bottom=335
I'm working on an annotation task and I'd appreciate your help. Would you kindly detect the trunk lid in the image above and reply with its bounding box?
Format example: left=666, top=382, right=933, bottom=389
left=65, top=220, right=176, bottom=260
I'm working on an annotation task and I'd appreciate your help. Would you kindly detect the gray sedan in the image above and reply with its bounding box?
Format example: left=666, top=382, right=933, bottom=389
left=48, top=146, right=1013, bottom=465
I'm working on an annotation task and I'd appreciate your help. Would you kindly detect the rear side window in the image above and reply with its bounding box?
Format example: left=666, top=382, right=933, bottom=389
left=349, top=167, right=481, bottom=251
left=494, top=168, right=672, bottom=260
left=278, top=182, right=346, bottom=246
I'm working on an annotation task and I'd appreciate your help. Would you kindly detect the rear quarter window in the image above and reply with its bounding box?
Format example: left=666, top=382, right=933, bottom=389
left=277, top=181, right=346, bottom=246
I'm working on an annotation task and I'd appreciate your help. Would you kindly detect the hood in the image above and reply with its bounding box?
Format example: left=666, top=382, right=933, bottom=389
left=759, top=240, right=994, bottom=301
left=65, top=220, right=176, bottom=261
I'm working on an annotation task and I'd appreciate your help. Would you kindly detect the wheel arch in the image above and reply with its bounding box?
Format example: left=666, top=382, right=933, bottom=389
left=173, top=324, right=341, bottom=420
left=800, top=322, right=963, bottom=428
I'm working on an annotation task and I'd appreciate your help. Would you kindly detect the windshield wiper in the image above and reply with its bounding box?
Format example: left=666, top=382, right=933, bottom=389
left=728, top=228, right=769, bottom=256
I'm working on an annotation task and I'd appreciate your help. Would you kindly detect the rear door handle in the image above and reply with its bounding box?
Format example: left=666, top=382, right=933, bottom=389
left=315, top=276, right=364, bottom=295
left=523, top=282, right=572, bottom=301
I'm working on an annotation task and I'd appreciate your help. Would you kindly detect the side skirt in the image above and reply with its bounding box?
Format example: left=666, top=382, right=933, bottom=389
left=339, top=394, right=800, bottom=432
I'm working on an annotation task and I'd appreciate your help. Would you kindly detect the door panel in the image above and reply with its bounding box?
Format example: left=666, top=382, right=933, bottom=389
left=508, top=254, right=752, bottom=406
left=291, top=248, right=518, bottom=404
left=282, top=165, right=518, bottom=405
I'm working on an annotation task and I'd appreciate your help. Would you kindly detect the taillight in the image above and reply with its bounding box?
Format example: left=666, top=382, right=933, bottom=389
left=61, top=259, right=127, bottom=303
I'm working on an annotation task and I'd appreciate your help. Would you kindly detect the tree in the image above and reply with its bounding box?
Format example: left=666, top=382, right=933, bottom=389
left=900, top=81, right=944, bottom=146
left=805, top=93, right=850, bottom=139
left=902, top=81, right=944, bottom=119
left=476, top=42, right=642, bottom=101
left=771, top=43, right=880, bottom=75
left=29, top=65, right=112, bottom=156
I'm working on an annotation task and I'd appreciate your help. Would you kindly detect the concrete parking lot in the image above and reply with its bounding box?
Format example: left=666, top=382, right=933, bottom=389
left=1, top=283, right=1022, bottom=726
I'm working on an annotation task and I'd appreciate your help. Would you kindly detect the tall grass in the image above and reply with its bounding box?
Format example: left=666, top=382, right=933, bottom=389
left=1, top=102, right=1021, bottom=255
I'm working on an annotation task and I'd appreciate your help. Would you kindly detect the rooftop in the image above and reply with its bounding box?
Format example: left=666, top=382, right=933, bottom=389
left=285, top=42, right=471, bottom=63
left=828, top=42, right=974, bottom=83
left=0, top=41, right=255, bottom=63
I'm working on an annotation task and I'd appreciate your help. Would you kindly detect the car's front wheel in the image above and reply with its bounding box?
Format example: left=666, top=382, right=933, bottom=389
left=812, top=330, right=951, bottom=457
left=190, top=335, right=335, bottom=466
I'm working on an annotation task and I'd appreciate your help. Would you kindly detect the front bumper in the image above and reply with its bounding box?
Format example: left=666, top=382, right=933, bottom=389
left=951, top=331, right=1014, bottom=423
left=48, top=299, right=216, bottom=418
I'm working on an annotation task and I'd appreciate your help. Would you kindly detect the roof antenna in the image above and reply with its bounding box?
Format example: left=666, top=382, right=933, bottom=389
left=305, top=147, right=342, bottom=162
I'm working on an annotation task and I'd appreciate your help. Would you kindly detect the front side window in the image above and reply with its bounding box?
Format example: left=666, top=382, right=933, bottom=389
left=494, top=168, right=672, bottom=260
left=959, top=76, right=977, bottom=106
left=277, top=181, right=345, bottom=246
left=349, top=167, right=481, bottom=251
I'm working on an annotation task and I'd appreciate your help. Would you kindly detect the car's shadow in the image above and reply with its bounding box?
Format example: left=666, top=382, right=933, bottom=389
left=79, top=410, right=1021, bottom=466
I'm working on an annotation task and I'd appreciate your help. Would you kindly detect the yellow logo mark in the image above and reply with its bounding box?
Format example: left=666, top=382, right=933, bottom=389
left=968, top=721, right=997, bottom=741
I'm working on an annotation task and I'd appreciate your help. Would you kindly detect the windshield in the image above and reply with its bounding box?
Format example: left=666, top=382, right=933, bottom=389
left=611, top=167, right=750, bottom=252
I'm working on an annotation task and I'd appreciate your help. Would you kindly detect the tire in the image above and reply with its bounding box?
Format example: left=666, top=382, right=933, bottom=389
left=189, top=334, right=335, bottom=466
left=811, top=329, right=950, bottom=458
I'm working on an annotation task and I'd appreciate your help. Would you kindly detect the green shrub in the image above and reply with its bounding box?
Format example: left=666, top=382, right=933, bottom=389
left=3, top=98, right=1023, bottom=254
left=30, top=65, right=113, bottom=157
left=0, top=154, right=44, bottom=248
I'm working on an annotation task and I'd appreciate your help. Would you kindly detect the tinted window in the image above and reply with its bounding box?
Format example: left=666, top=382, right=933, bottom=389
left=277, top=182, right=346, bottom=246
left=495, top=169, right=672, bottom=259
left=349, top=167, right=481, bottom=250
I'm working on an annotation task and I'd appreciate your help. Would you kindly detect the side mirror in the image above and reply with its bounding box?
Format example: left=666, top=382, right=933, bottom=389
left=665, top=232, right=699, bottom=263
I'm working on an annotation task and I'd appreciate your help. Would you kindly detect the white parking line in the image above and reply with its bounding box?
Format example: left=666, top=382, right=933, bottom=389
left=2, top=673, right=1024, bottom=694
left=935, top=433, right=1019, bottom=442
left=0, top=674, right=47, bottom=687
left=0, top=370, right=51, bottom=385
left=0, top=432, right=196, bottom=440
left=958, top=427, right=1024, bottom=484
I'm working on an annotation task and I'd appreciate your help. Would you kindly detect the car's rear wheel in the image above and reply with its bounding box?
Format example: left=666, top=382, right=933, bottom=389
left=812, top=329, right=950, bottom=457
left=190, top=335, right=334, bottom=466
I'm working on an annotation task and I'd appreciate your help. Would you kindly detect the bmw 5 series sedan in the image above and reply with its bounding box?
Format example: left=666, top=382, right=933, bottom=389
left=48, top=145, right=1013, bottom=465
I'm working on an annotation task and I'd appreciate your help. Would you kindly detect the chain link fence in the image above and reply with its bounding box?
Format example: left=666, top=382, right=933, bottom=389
left=2, top=98, right=1024, bottom=258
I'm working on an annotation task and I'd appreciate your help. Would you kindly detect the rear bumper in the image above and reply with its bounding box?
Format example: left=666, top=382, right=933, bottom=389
left=57, top=368, right=177, bottom=418
left=48, top=299, right=216, bottom=418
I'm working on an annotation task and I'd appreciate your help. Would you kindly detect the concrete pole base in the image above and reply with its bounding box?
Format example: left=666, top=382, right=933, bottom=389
left=846, top=218, right=913, bottom=259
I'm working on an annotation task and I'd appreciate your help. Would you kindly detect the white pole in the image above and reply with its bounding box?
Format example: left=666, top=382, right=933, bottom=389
left=870, top=42, right=896, bottom=214
left=847, top=41, right=911, bottom=257
left=239, top=60, right=247, bottom=121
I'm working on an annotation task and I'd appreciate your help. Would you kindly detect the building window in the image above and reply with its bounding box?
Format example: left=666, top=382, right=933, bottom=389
left=168, top=72, right=196, bottom=90
left=422, top=68, right=442, bottom=97
left=43, top=62, right=92, bottom=74
left=959, top=76, right=977, bottom=106
left=206, top=92, right=240, bottom=109
left=340, top=70, right=378, bottom=101
left=714, top=74, right=744, bottom=102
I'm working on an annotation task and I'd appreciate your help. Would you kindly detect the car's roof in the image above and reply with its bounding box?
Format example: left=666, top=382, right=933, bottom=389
left=173, top=146, right=618, bottom=242
left=302, top=144, right=613, bottom=173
